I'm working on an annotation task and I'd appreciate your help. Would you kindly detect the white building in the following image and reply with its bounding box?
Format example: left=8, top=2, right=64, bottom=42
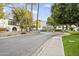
left=0, top=19, right=21, bottom=32
left=39, top=20, right=47, bottom=30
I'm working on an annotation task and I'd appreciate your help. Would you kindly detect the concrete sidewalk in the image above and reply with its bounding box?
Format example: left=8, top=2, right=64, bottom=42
left=33, top=35, right=64, bottom=56
left=0, top=31, right=20, bottom=37
left=0, top=32, right=37, bottom=39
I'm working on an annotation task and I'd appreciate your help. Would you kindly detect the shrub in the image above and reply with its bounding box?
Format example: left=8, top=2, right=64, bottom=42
left=55, top=29, right=62, bottom=31
left=21, top=32, right=26, bottom=34
left=0, top=28, right=6, bottom=32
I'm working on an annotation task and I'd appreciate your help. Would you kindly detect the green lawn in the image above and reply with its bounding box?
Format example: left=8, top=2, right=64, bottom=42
left=62, top=35, right=79, bottom=56
left=67, top=31, right=79, bottom=35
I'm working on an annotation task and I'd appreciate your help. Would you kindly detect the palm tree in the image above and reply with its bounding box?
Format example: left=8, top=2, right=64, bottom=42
left=25, top=3, right=36, bottom=32
left=29, top=3, right=33, bottom=31
left=36, top=3, right=39, bottom=31
left=30, top=3, right=36, bottom=31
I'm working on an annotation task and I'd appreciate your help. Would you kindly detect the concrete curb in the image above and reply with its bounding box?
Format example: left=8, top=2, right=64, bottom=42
left=60, top=36, right=65, bottom=56
left=33, top=35, right=65, bottom=56
left=0, top=34, right=21, bottom=39
left=32, top=39, right=50, bottom=56
left=0, top=33, right=37, bottom=39
left=32, top=38, right=52, bottom=56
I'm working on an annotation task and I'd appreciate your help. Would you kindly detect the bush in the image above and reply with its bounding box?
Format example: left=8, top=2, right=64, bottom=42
left=0, top=28, right=6, bottom=32
left=68, top=31, right=79, bottom=35
left=21, top=32, right=26, bottom=34
left=55, top=29, right=62, bottom=31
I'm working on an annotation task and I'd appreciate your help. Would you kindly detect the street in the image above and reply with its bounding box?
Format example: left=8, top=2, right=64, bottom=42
left=0, top=32, right=54, bottom=56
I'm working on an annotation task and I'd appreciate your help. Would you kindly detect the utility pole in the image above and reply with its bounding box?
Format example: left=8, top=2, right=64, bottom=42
left=36, top=3, right=39, bottom=31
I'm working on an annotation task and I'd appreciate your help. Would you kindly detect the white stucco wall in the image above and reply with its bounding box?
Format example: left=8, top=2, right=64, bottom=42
left=0, top=19, right=21, bottom=32
left=39, top=20, right=47, bottom=30
left=0, top=19, right=8, bottom=28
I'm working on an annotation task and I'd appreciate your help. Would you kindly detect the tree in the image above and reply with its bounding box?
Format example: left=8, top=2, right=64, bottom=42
left=4, top=3, right=33, bottom=32
left=25, top=3, right=36, bottom=32
left=0, top=3, right=4, bottom=19
left=51, top=4, right=67, bottom=25
left=47, top=16, right=58, bottom=31
left=26, top=3, right=36, bottom=31
left=12, top=6, right=32, bottom=32
left=30, top=3, right=36, bottom=31
left=50, top=3, right=79, bottom=30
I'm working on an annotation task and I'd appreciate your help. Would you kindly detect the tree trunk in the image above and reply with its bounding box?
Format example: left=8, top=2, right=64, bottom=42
left=30, top=4, right=33, bottom=32
left=53, top=26, right=57, bottom=31
left=65, top=24, right=68, bottom=30
left=21, top=28, right=23, bottom=32
left=69, top=24, right=72, bottom=31
left=62, top=25, right=64, bottom=31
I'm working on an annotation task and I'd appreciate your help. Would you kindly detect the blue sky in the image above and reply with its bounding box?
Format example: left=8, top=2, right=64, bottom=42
left=27, top=3, right=53, bottom=21
left=4, top=3, right=53, bottom=21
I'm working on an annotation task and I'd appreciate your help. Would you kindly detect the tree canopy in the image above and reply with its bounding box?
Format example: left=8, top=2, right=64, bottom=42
left=0, top=3, right=4, bottom=19
left=47, top=3, right=79, bottom=26
left=12, top=6, right=32, bottom=32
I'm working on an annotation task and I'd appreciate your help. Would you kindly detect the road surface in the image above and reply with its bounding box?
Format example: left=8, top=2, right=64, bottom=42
left=0, top=32, right=55, bottom=56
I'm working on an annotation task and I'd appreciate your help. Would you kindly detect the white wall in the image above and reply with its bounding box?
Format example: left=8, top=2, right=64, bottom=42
left=39, top=20, right=47, bottom=30
left=0, top=19, right=21, bottom=32
left=0, top=19, right=8, bottom=28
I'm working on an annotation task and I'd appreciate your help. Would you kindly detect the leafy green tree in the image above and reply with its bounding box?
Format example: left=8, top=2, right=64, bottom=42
left=25, top=3, right=36, bottom=31
left=30, top=3, right=36, bottom=31
left=0, top=3, right=4, bottom=19
left=26, top=3, right=37, bottom=31
left=4, top=3, right=33, bottom=32
left=12, top=6, right=32, bottom=32
left=51, top=3, right=79, bottom=30
left=47, top=16, right=57, bottom=31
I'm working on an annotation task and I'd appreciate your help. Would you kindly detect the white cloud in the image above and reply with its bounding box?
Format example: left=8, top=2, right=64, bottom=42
left=33, top=10, right=37, bottom=14
left=44, top=4, right=54, bottom=8
left=44, top=4, right=51, bottom=8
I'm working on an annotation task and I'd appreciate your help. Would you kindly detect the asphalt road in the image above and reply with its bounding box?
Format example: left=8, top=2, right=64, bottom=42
left=0, top=32, right=54, bottom=56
